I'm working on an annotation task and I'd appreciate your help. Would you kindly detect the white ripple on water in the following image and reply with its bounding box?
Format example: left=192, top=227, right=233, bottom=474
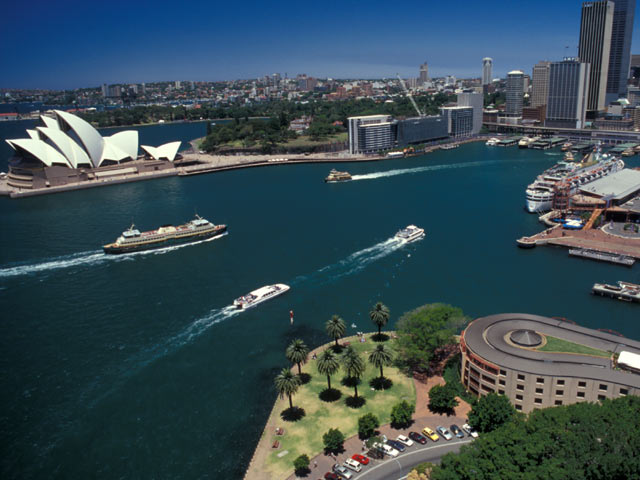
left=350, top=159, right=500, bottom=181
left=0, top=233, right=228, bottom=279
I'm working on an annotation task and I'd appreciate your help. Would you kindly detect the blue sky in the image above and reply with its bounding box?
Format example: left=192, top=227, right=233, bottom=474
left=2, top=0, right=639, bottom=89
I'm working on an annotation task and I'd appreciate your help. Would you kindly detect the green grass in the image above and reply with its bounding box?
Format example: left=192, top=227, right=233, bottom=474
left=537, top=336, right=610, bottom=357
left=281, top=132, right=347, bottom=148
left=264, top=335, right=415, bottom=479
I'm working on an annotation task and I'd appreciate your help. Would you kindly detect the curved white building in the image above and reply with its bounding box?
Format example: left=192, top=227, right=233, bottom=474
left=5, top=110, right=183, bottom=192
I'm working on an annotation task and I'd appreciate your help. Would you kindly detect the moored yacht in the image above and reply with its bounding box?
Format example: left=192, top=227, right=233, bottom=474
left=485, top=138, right=500, bottom=146
left=394, top=225, right=425, bottom=243
left=233, top=284, right=290, bottom=309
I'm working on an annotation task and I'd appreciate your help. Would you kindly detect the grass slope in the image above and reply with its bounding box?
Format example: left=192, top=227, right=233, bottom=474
left=265, top=336, right=415, bottom=478
left=537, top=335, right=610, bottom=357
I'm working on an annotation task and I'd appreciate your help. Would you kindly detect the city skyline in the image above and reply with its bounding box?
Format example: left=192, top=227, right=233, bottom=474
left=3, top=0, right=640, bottom=90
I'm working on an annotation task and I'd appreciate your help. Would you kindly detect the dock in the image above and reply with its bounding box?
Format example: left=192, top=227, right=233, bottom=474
left=592, top=281, right=640, bottom=303
left=529, top=137, right=567, bottom=150
left=497, top=137, right=520, bottom=147
left=571, top=142, right=596, bottom=153
left=568, top=248, right=635, bottom=266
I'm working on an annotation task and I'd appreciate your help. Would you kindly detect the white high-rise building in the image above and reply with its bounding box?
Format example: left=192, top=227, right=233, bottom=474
left=457, top=91, right=483, bottom=135
left=531, top=61, right=551, bottom=107
left=482, top=58, right=493, bottom=85
left=348, top=115, right=395, bottom=154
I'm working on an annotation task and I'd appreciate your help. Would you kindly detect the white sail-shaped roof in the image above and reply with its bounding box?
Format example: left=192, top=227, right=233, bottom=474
left=26, top=129, right=40, bottom=140
left=100, top=141, right=130, bottom=163
left=36, top=127, right=92, bottom=168
left=54, top=110, right=104, bottom=168
left=6, top=138, right=72, bottom=167
left=39, top=115, right=60, bottom=130
left=105, top=131, right=138, bottom=160
left=140, top=141, right=181, bottom=161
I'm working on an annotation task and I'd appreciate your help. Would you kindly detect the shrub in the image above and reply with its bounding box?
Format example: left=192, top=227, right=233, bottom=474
left=358, top=413, right=380, bottom=439
left=293, top=454, right=310, bottom=476
left=390, top=400, right=416, bottom=428
left=323, top=428, right=345, bottom=454
left=428, top=383, right=459, bottom=414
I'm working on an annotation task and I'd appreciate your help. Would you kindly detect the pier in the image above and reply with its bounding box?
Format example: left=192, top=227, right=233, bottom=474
left=568, top=248, right=635, bottom=266
left=592, top=282, right=640, bottom=303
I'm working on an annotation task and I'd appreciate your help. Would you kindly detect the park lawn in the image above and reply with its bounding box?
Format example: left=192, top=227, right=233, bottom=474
left=537, top=335, right=610, bottom=357
left=281, top=132, right=347, bottom=148
left=264, top=334, right=415, bottom=479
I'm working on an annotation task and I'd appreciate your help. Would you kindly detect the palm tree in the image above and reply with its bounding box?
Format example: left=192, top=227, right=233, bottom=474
left=326, top=315, right=346, bottom=347
left=369, top=302, right=390, bottom=337
left=286, top=339, right=309, bottom=375
left=317, top=349, right=340, bottom=390
left=368, top=343, right=394, bottom=379
left=274, top=368, right=301, bottom=410
left=342, top=346, right=366, bottom=398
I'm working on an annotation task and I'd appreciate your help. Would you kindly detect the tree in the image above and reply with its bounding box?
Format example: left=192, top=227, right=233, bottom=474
left=285, top=339, right=309, bottom=376
left=326, top=315, right=346, bottom=347
left=368, top=344, right=394, bottom=379
left=369, top=302, right=390, bottom=337
left=428, top=383, right=459, bottom=414
left=390, top=400, right=415, bottom=428
left=358, top=413, right=380, bottom=439
left=467, top=392, right=515, bottom=433
left=317, top=348, right=340, bottom=390
left=341, top=346, right=366, bottom=398
left=396, top=303, right=469, bottom=374
left=293, top=454, right=310, bottom=476
left=274, top=368, right=301, bottom=410
left=323, top=428, right=346, bottom=454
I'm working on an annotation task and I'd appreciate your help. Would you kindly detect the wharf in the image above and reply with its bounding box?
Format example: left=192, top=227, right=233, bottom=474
left=568, top=248, right=635, bottom=266
left=497, top=137, right=520, bottom=147
left=609, top=143, right=639, bottom=155
left=592, top=281, right=640, bottom=303
left=571, top=142, right=596, bottom=153
left=516, top=224, right=640, bottom=259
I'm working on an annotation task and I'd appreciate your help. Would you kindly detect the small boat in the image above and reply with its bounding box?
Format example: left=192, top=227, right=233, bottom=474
left=561, top=142, right=573, bottom=151
left=325, top=169, right=352, bottom=183
left=564, top=151, right=574, bottom=161
left=622, top=149, right=635, bottom=157
left=233, top=284, right=290, bottom=309
left=394, top=225, right=425, bottom=243
left=485, top=138, right=499, bottom=146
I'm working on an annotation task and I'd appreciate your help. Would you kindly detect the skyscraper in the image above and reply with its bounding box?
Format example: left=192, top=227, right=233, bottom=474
left=531, top=61, right=551, bottom=107
left=545, top=58, right=590, bottom=129
left=578, top=1, right=614, bottom=114
left=482, top=58, right=493, bottom=85
left=605, top=0, right=636, bottom=103
left=457, top=91, right=483, bottom=135
left=419, top=63, right=429, bottom=84
left=506, top=70, right=524, bottom=118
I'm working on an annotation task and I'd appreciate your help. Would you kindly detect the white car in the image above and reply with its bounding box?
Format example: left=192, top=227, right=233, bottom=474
left=436, top=426, right=453, bottom=441
left=396, top=434, right=414, bottom=447
left=343, top=458, right=362, bottom=473
left=374, top=442, right=399, bottom=457
left=462, top=423, right=479, bottom=438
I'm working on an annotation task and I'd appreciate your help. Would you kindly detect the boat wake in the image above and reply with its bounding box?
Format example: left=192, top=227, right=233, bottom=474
left=544, top=152, right=562, bottom=156
left=0, top=233, right=228, bottom=279
left=350, top=159, right=500, bottom=181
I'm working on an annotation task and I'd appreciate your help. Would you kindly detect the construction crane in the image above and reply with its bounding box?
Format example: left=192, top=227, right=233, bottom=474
left=396, top=73, right=424, bottom=117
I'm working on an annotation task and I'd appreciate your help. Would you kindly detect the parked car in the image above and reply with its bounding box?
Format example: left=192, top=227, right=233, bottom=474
left=343, top=458, right=362, bottom=473
left=367, top=447, right=384, bottom=460
left=374, top=442, right=399, bottom=457
left=396, top=434, right=414, bottom=447
left=332, top=463, right=353, bottom=479
left=462, top=423, right=479, bottom=438
left=351, top=454, right=369, bottom=465
left=409, top=431, right=428, bottom=444
left=386, top=439, right=406, bottom=452
left=324, top=473, right=340, bottom=480
left=450, top=424, right=464, bottom=439
left=422, top=427, right=440, bottom=442
left=436, top=426, right=453, bottom=441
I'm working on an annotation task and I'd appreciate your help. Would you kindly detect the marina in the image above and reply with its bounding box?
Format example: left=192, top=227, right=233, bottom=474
left=592, top=281, right=640, bottom=303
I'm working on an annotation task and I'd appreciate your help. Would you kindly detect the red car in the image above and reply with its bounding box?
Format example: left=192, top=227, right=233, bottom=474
left=351, top=453, right=370, bottom=465
left=324, top=473, right=340, bottom=480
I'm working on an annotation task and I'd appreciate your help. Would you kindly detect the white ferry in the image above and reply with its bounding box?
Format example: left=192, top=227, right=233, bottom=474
left=394, top=225, right=425, bottom=243
left=233, top=284, right=290, bottom=309
left=525, top=149, right=624, bottom=213
left=485, top=138, right=500, bottom=146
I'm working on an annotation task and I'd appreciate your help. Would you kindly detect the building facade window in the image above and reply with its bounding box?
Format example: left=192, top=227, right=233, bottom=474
left=578, top=381, right=587, bottom=388
left=556, top=390, right=564, bottom=396
left=499, top=379, right=506, bottom=386
left=499, top=389, right=505, bottom=395
left=516, top=394, right=523, bottom=401
left=517, top=384, right=524, bottom=391
left=536, top=377, right=544, bottom=384
left=517, top=374, right=526, bottom=381
left=500, top=369, right=507, bottom=376
left=620, top=388, right=628, bottom=396
left=599, top=384, right=608, bottom=391
left=515, top=405, right=522, bottom=411
left=557, top=380, right=565, bottom=386
left=598, top=395, right=606, bottom=401
left=536, top=388, right=544, bottom=394
left=555, top=400, right=563, bottom=406
left=577, top=391, right=585, bottom=398
left=535, top=398, right=542, bottom=404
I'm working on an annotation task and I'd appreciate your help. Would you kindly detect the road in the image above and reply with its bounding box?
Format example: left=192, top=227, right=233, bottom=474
left=356, top=438, right=473, bottom=480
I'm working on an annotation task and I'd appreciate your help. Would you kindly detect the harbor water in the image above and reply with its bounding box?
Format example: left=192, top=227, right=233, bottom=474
left=1, top=123, right=639, bottom=479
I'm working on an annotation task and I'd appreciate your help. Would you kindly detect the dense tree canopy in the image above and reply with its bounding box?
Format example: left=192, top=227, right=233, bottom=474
left=467, top=393, right=515, bottom=434
left=432, top=396, right=640, bottom=480
left=323, top=428, right=346, bottom=454
left=390, top=400, right=415, bottom=429
left=428, top=383, right=459, bottom=414
left=358, top=413, right=380, bottom=439
left=395, top=303, right=469, bottom=374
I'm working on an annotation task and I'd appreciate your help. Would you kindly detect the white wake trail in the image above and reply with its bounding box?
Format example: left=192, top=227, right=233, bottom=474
left=350, top=159, right=502, bottom=181
left=0, top=232, right=228, bottom=279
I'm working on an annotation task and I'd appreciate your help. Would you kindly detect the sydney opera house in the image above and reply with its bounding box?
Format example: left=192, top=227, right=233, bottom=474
left=5, top=110, right=182, bottom=190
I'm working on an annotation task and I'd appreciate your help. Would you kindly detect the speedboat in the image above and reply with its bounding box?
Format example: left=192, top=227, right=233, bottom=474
left=233, top=284, right=290, bottom=309
left=394, top=225, right=425, bottom=243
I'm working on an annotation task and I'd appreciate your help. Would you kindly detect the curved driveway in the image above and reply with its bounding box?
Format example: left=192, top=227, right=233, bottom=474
left=358, top=438, right=473, bottom=480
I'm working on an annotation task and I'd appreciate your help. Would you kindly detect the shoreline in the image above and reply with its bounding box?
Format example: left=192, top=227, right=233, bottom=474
left=1, top=138, right=485, bottom=199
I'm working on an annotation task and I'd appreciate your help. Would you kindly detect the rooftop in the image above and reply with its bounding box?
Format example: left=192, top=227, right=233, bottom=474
left=462, top=313, right=640, bottom=389
left=579, top=169, right=640, bottom=200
